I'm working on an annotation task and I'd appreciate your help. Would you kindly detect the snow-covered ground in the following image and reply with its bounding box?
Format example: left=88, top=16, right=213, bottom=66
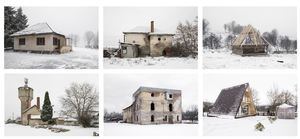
left=5, top=47, right=98, bottom=69
left=5, top=124, right=98, bottom=136
left=104, top=123, right=198, bottom=136
left=203, top=49, right=296, bottom=69
left=104, top=57, right=197, bottom=69
left=203, top=116, right=297, bottom=136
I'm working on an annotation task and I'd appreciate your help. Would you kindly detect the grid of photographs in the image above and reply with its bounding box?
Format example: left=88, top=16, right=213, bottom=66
left=1, top=0, right=299, bottom=138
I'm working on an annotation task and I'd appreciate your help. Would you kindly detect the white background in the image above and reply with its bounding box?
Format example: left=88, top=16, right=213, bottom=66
left=0, top=0, right=299, bottom=138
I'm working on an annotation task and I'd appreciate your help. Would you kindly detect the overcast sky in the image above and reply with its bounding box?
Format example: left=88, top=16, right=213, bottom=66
left=104, top=7, right=198, bottom=48
left=203, top=73, right=297, bottom=105
left=104, top=74, right=198, bottom=113
left=203, top=7, right=297, bottom=39
left=20, top=7, right=98, bottom=47
left=5, top=74, right=99, bottom=120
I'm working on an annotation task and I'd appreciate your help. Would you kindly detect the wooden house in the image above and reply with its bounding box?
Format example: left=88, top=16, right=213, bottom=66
left=208, top=83, right=257, bottom=118
left=232, top=25, right=269, bottom=56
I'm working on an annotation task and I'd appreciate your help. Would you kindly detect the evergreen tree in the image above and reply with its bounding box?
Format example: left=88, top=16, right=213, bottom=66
left=41, top=91, right=53, bottom=122
left=4, top=6, right=28, bottom=49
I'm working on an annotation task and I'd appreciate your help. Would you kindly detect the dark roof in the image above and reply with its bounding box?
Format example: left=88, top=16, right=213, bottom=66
left=209, top=83, right=249, bottom=117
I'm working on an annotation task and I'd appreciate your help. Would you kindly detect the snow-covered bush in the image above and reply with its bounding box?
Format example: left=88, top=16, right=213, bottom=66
left=255, top=122, right=265, bottom=131
left=268, top=116, right=277, bottom=124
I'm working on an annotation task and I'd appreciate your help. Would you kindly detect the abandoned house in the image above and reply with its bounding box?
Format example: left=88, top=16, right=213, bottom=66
left=10, top=23, right=72, bottom=53
left=208, top=83, right=257, bottom=118
left=276, top=103, right=295, bottom=119
left=121, top=21, right=174, bottom=58
left=231, top=25, right=269, bottom=56
left=123, top=86, right=182, bottom=124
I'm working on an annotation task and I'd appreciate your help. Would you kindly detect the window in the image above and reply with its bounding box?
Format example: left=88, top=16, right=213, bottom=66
left=164, top=38, right=166, bottom=41
left=133, top=40, right=136, bottom=43
left=53, top=37, right=58, bottom=45
left=169, top=94, right=173, bottom=98
left=151, top=93, right=154, bottom=97
left=136, top=116, right=138, bottom=122
left=169, top=104, right=173, bottom=112
left=151, top=103, right=155, bottom=111
left=177, top=115, right=179, bottom=121
left=122, top=46, right=127, bottom=54
left=19, top=38, right=25, bottom=45
left=158, top=37, right=161, bottom=41
left=37, top=37, right=45, bottom=45
left=151, top=115, right=154, bottom=122
left=163, top=115, right=167, bottom=121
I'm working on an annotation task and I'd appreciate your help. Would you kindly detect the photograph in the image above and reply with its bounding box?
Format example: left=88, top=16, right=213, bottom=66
left=104, top=73, right=198, bottom=136
left=103, top=7, right=198, bottom=69
left=4, top=74, right=99, bottom=136
left=4, top=7, right=99, bottom=69
left=203, top=7, right=297, bottom=69
left=203, top=73, right=297, bottom=136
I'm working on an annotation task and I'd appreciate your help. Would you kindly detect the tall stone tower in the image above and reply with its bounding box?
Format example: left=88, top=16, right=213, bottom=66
left=18, top=78, right=33, bottom=121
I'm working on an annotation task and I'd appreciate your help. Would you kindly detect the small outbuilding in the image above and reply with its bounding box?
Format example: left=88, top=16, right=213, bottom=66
left=232, top=25, right=269, bottom=56
left=120, top=43, right=139, bottom=58
left=276, top=103, right=295, bottom=119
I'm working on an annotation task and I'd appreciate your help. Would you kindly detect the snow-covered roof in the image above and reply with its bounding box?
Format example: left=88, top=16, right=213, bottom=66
left=123, top=26, right=174, bottom=35
left=11, top=23, right=64, bottom=37
left=277, top=103, right=294, bottom=108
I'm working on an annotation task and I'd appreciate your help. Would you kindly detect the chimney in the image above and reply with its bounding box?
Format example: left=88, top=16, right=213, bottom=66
left=150, top=21, right=154, bottom=33
left=37, top=97, right=40, bottom=109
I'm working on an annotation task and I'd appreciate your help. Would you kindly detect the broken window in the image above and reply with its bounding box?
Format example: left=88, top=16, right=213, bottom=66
left=158, top=37, right=161, bottom=41
left=169, top=94, right=173, bottom=98
left=37, top=37, right=45, bottom=45
left=133, top=40, right=136, bottom=43
left=163, top=115, right=167, bottom=121
left=151, top=103, right=155, bottom=111
left=164, top=38, right=166, bottom=41
left=19, top=38, right=25, bottom=45
left=136, top=116, right=138, bottom=121
left=177, top=115, right=179, bottom=121
left=151, top=93, right=154, bottom=97
left=169, top=104, right=173, bottom=112
left=151, top=115, right=154, bottom=122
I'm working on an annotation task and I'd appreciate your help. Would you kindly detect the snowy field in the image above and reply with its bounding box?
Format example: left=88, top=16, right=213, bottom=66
left=5, top=124, right=98, bottom=136
left=104, top=57, right=197, bottom=69
left=104, top=123, right=198, bottom=136
left=5, top=47, right=98, bottom=69
left=203, top=49, right=296, bottom=69
left=203, top=116, right=297, bottom=136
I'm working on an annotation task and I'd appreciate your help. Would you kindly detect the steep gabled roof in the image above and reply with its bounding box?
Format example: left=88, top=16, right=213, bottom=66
left=11, top=22, right=64, bottom=37
left=232, top=25, right=268, bottom=47
left=22, top=105, right=40, bottom=114
left=209, top=83, right=249, bottom=117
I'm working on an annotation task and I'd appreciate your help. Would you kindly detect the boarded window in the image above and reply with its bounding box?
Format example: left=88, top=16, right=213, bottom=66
left=151, top=115, right=154, bottom=122
left=19, top=38, right=25, bottom=45
left=169, top=104, right=173, bottom=112
left=151, top=103, right=155, bottom=111
left=37, top=37, right=45, bottom=45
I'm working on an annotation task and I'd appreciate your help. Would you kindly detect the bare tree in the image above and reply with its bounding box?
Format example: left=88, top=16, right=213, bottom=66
left=183, top=105, right=198, bottom=123
left=60, top=82, right=99, bottom=127
left=84, top=31, right=95, bottom=48
left=202, top=18, right=209, bottom=35
left=69, top=34, right=80, bottom=47
left=250, top=87, right=260, bottom=106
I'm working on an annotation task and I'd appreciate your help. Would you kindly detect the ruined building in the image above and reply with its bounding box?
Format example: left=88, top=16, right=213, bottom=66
left=121, top=21, right=174, bottom=58
left=123, top=86, right=182, bottom=124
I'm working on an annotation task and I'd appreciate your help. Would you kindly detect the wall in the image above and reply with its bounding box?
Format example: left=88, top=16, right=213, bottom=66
left=124, top=33, right=150, bottom=56
left=149, top=35, right=173, bottom=56
left=13, top=34, right=66, bottom=52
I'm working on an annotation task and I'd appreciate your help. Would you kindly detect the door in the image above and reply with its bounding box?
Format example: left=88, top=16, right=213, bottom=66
left=168, top=115, right=173, bottom=124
